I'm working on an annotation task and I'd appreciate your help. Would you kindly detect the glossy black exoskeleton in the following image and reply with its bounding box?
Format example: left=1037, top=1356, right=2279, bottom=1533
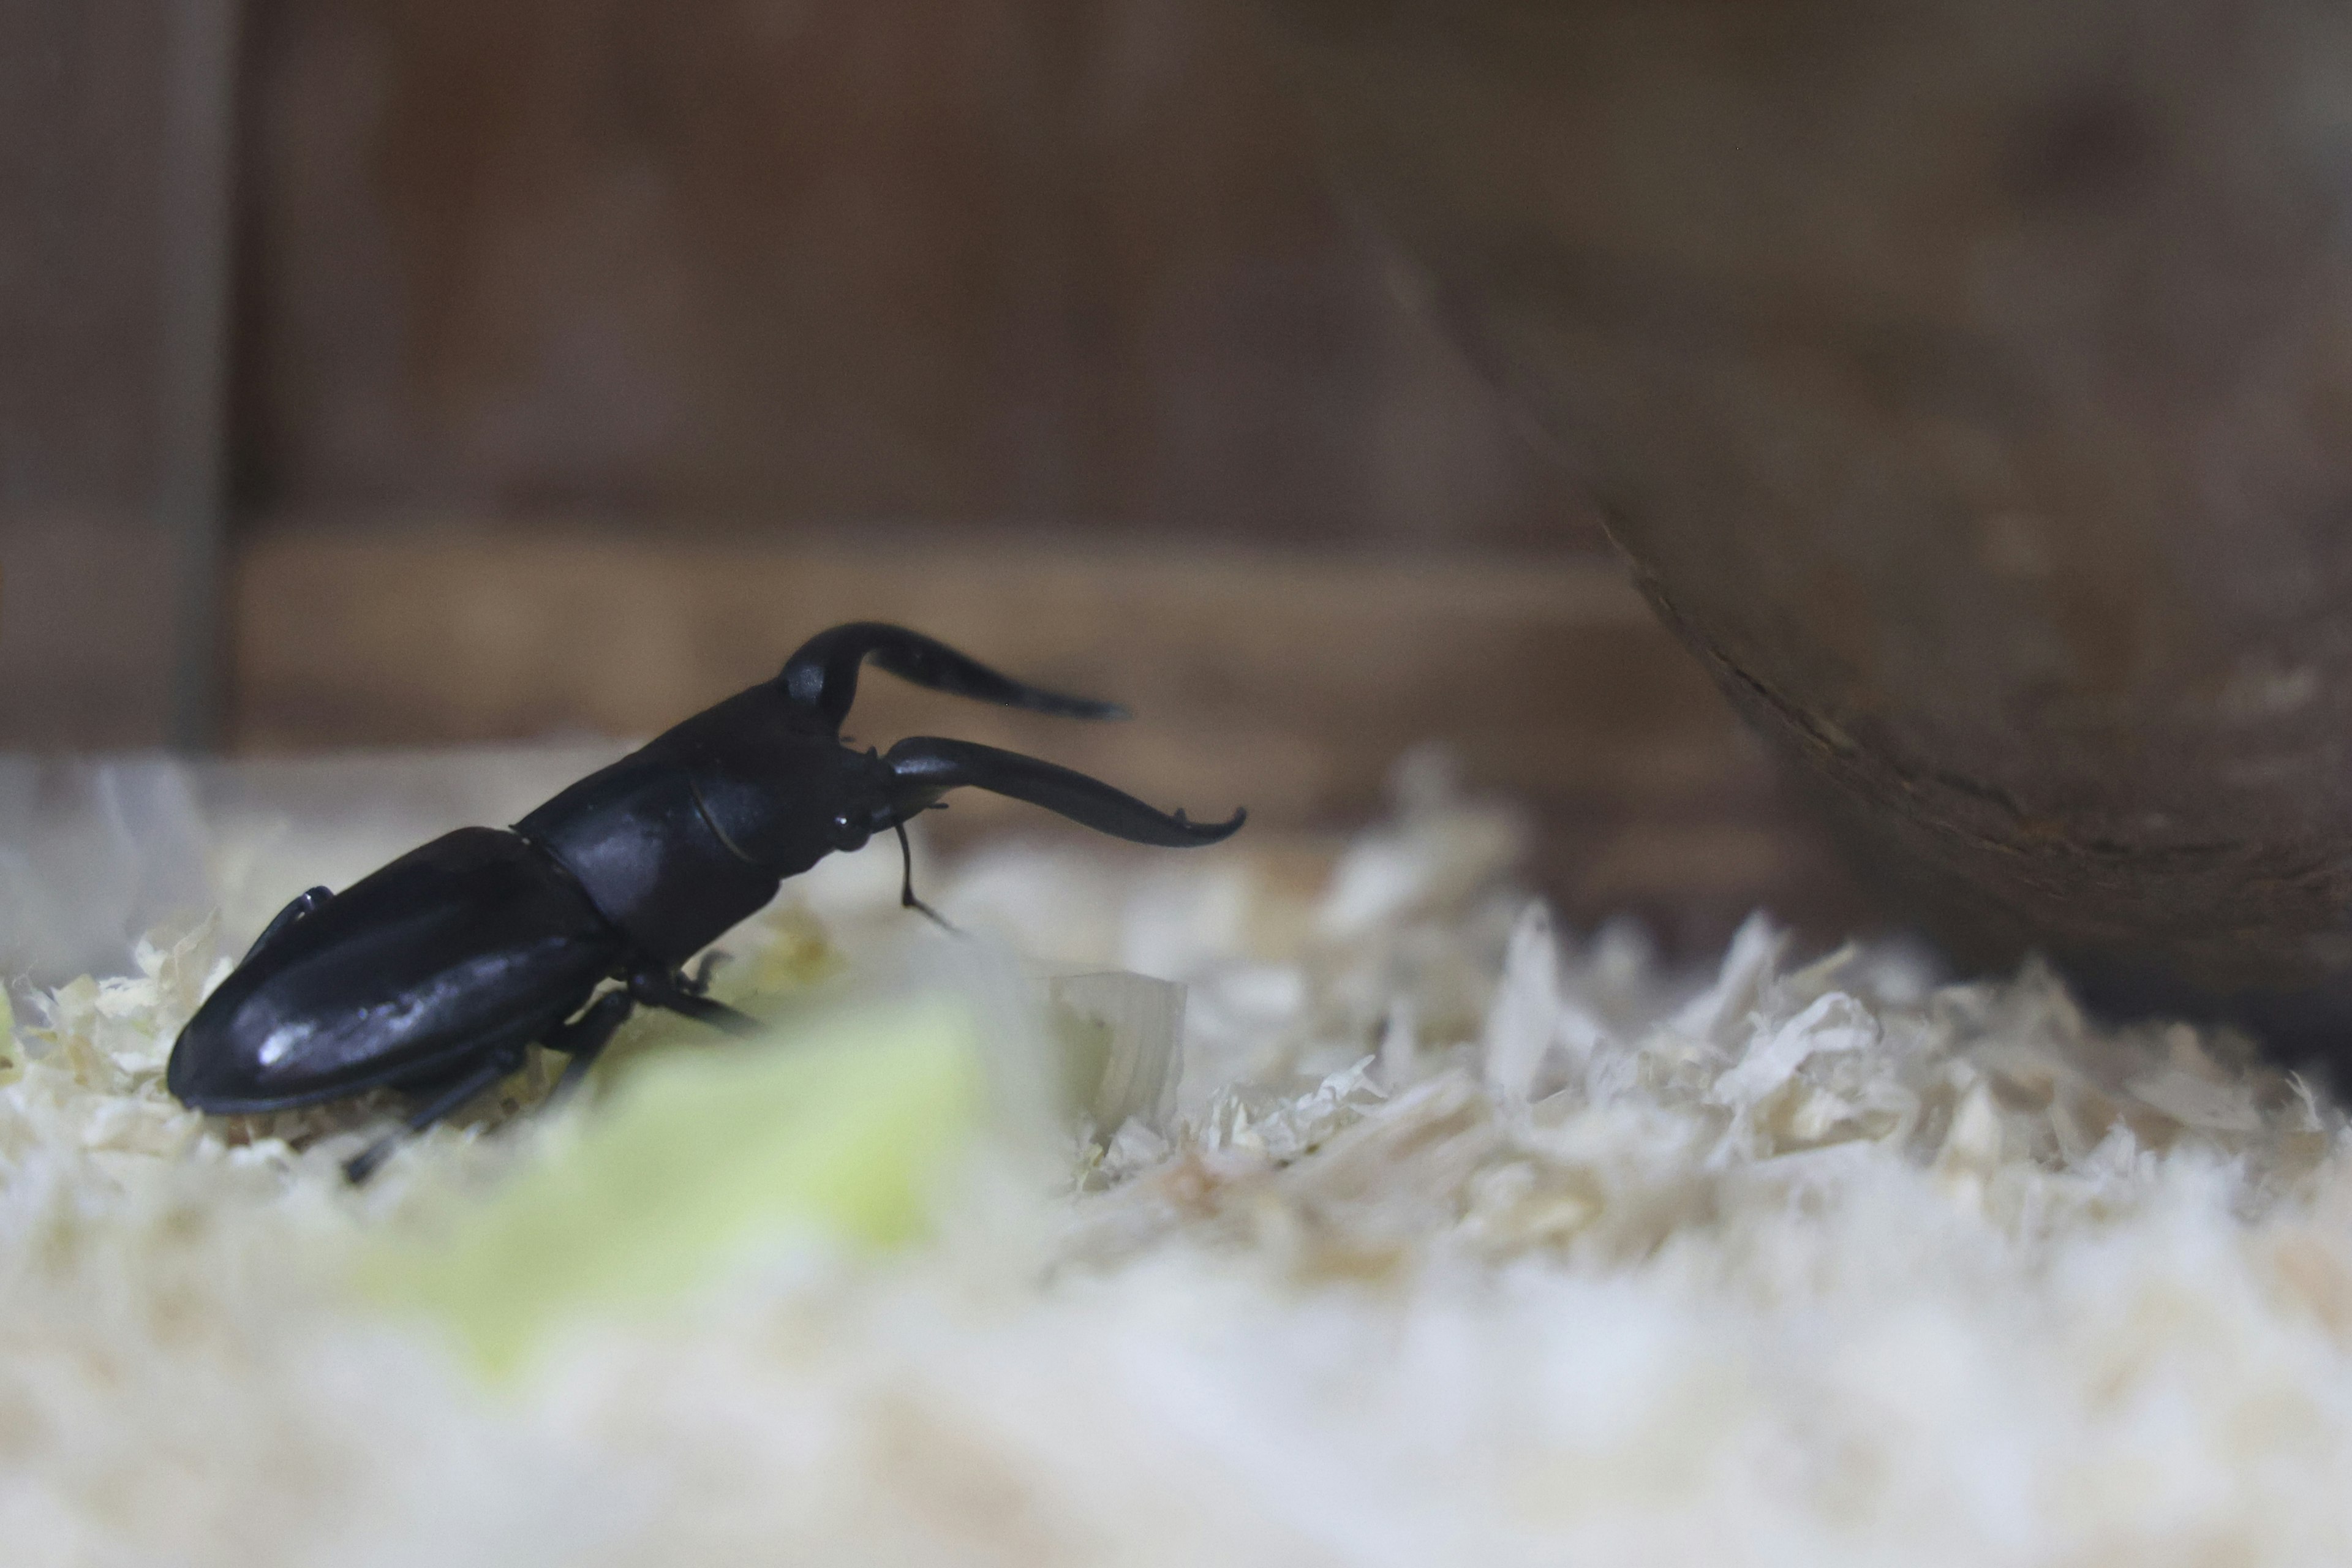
left=167, top=623, right=1245, bottom=1180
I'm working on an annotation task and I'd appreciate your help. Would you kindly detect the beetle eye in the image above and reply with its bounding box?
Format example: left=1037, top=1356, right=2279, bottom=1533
left=829, top=812, right=870, bottom=851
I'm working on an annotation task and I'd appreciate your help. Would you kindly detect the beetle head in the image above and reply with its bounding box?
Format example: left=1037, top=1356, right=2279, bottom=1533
left=684, top=626, right=1237, bottom=876
left=687, top=722, right=903, bottom=880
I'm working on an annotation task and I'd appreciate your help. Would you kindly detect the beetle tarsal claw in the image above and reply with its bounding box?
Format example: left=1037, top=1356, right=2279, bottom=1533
left=342, top=1142, right=393, bottom=1185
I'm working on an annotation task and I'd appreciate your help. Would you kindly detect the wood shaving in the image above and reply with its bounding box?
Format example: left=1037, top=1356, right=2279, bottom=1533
left=3, top=749, right=2351, bottom=1565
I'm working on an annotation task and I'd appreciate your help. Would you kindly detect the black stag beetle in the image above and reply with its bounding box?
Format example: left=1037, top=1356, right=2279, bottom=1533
left=168, top=623, right=1245, bottom=1181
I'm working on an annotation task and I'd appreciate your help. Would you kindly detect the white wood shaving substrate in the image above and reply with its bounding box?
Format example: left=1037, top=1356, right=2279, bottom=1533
left=6, top=758, right=2352, bottom=1567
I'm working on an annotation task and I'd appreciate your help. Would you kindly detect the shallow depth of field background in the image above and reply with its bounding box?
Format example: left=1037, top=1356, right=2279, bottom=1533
left=0, top=0, right=1875, bottom=950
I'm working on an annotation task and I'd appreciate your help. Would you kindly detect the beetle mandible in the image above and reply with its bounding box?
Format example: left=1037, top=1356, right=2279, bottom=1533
left=168, top=622, right=1245, bottom=1180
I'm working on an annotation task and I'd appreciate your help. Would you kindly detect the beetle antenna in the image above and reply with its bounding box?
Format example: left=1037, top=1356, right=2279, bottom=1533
left=883, top=736, right=1244, bottom=848
left=893, top=821, right=960, bottom=933
left=780, top=623, right=1128, bottom=732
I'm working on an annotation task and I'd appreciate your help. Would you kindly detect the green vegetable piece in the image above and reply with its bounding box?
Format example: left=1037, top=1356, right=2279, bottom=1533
left=361, top=996, right=985, bottom=1377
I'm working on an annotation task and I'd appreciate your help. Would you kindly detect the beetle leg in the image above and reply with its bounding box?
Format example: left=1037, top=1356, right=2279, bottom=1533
left=894, top=821, right=960, bottom=933
left=544, top=988, right=639, bottom=1102
left=241, top=885, right=333, bottom=963
left=342, top=1041, right=529, bottom=1184
left=629, top=968, right=764, bottom=1037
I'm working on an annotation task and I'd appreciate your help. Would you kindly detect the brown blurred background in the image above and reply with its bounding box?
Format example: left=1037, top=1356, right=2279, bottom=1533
left=1, top=0, right=1873, bottom=949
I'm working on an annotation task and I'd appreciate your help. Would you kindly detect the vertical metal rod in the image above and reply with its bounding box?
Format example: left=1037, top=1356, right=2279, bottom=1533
left=157, top=0, right=243, bottom=752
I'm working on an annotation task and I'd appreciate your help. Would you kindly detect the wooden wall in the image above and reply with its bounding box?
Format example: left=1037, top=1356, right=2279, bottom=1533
left=1, top=0, right=1879, bottom=947
left=234, top=0, right=1592, bottom=547
left=1, top=0, right=215, bottom=747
